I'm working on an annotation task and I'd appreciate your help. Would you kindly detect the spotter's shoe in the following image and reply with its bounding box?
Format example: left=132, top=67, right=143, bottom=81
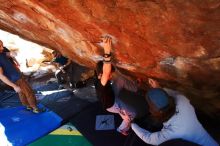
left=26, top=106, right=32, bottom=111
left=32, top=108, right=46, bottom=114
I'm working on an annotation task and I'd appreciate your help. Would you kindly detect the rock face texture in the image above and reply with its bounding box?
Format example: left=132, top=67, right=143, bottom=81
left=0, top=0, right=220, bottom=116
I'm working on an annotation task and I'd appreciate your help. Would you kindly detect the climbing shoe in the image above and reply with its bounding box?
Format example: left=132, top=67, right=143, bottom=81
left=32, top=108, right=40, bottom=114
left=26, top=106, right=32, bottom=111
left=32, top=108, right=46, bottom=114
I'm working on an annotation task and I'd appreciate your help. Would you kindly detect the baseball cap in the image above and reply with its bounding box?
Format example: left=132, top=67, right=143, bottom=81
left=146, top=88, right=169, bottom=110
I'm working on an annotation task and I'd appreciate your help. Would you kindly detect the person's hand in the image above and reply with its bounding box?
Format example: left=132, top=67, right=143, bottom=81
left=148, top=78, right=160, bottom=88
left=120, top=110, right=133, bottom=122
left=59, top=67, right=66, bottom=73
left=102, top=36, right=112, bottom=54
left=60, top=66, right=64, bottom=70
left=13, top=85, right=21, bottom=93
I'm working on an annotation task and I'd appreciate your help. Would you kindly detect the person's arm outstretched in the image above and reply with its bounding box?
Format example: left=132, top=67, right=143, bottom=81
left=131, top=123, right=176, bottom=145
left=100, top=37, right=112, bottom=86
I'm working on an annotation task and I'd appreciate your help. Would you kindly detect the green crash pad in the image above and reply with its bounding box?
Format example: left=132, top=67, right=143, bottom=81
left=29, top=123, right=92, bottom=146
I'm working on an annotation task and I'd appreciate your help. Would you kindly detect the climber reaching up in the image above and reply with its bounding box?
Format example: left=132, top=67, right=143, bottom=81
left=94, top=36, right=147, bottom=136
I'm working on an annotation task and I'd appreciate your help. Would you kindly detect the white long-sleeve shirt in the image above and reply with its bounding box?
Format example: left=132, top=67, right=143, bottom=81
left=131, top=88, right=219, bottom=146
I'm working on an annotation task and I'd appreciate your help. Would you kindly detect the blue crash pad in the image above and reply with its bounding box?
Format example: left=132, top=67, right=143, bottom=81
left=0, top=104, right=62, bottom=146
